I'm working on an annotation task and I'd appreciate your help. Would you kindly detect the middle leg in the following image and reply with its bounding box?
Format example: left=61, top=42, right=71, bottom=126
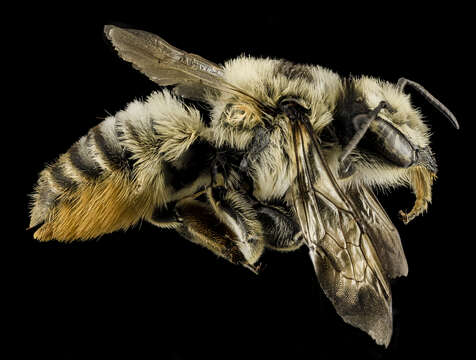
left=254, top=202, right=304, bottom=251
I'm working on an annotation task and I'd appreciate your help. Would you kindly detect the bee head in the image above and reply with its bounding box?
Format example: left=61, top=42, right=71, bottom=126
left=334, top=76, right=458, bottom=223
left=335, top=76, right=458, bottom=169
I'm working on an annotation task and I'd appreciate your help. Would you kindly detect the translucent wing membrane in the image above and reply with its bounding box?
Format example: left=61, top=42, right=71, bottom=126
left=104, top=24, right=272, bottom=113
left=105, top=25, right=224, bottom=101
left=290, top=120, right=396, bottom=346
left=347, top=186, right=408, bottom=279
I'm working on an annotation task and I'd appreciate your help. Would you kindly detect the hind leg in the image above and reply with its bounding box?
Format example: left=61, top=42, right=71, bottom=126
left=149, top=187, right=265, bottom=273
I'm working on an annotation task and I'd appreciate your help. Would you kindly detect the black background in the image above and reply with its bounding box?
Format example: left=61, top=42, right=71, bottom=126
left=11, top=3, right=473, bottom=359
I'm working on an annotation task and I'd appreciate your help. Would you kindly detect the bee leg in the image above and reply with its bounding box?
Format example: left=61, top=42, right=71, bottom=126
left=399, top=165, right=436, bottom=224
left=337, top=157, right=356, bottom=179
left=149, top=201, right=181, bottom=229
left=207, top=187, right=265, bottom=266
left=255, top=204, right=304, bottom=251
left=173, top=187, right=265, bottom=273
left=174, top=197, right=250, bottom=266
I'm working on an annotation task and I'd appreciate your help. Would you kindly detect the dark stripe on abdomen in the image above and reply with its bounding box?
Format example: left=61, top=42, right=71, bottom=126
left=92, top=126, right=127, bottom=170
left=49, top=163, right=77, bottom=190
left=114, top=121, right=135, bottom=171
left=69, top=140, right=103, bottom=179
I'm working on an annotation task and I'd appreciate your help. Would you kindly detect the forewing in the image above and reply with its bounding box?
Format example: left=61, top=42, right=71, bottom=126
left=104, top=25, right=226, bottom=101
left=290, top=120, right=393, bottom=347
left=347, top=186, right=408, bottom=278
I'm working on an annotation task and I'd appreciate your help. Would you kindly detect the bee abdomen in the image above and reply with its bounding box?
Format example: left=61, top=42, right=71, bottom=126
left=93, top=117, right=134, bottom=171
left=69, top=138, right=103, bottom=179
left=29, top=90, right=208, bottom=241
left=29, top=115, right=132, bottom=231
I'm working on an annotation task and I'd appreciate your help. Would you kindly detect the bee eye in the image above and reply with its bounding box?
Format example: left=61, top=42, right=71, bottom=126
left=355, top=97, right=363, bottom=103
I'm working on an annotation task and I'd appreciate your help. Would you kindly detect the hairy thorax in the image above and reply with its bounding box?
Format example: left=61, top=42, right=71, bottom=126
left=250, top=124, right=295, bottom=202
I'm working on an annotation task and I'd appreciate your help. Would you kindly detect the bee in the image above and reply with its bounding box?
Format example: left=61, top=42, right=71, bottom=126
left=28, top=25, right=459, bottom=347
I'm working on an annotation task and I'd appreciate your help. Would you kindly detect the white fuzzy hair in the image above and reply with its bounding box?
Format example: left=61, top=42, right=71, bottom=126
left=30, top=53, right=434, bottom=242
left=355, top=76, right=430, bottom=148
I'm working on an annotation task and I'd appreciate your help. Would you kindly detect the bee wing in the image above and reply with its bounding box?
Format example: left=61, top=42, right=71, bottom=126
left=347, top=186, right=408, bottom=278
left=290, top=120, right=393, bottom=347
left=105, top=25, right=229, bottom=101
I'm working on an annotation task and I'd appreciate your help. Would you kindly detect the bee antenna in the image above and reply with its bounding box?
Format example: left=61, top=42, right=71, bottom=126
left=397, top=78, right=459, bottom=129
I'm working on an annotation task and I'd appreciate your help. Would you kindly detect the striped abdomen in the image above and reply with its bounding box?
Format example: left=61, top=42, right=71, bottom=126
left=29, top=116, right=140, bottom=241
left=29, top=90, right=207, bottom=241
